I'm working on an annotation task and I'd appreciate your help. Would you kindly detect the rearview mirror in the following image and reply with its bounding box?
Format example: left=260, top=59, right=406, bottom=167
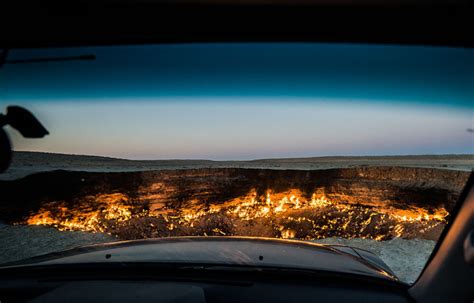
left=4, top=106, right=49, bottom=138
left=0, top=106, right=49, bottom=173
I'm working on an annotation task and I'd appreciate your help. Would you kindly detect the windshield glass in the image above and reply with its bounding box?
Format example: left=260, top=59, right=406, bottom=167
left=0, top=43, right=473, bottom=284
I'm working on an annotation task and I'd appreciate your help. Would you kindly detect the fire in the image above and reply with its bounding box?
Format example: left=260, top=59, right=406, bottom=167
left=26, top=193, right=133, bottom=232
left=23, top=189, right=449, bottom=241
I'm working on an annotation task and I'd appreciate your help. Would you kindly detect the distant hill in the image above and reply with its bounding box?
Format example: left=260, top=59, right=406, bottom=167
left=1, top=151, right=472, bottom=180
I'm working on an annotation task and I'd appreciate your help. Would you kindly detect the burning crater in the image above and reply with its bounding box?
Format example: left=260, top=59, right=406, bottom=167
left=0, top=167, right=469, bottom=241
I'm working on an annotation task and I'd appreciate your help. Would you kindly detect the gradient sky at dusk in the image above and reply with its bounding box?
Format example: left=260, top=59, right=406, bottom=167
left=1, top=43, right=473, bottom=160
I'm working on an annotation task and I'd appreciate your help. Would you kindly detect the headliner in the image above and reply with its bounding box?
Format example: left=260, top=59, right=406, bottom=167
left=1, top=0, right=473, bottom=48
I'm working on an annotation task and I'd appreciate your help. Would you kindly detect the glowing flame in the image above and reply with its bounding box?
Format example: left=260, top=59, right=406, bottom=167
left=23, top=189, right=449, bottom=241
left=26, top=193, right=132, bottom=232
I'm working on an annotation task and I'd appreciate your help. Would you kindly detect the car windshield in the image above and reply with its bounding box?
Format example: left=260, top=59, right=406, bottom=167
left=0, top=43, right=472, bottom=284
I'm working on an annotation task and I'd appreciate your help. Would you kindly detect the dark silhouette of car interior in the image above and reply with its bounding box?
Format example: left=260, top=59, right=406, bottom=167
left=0, top=0, right=473, bottom=302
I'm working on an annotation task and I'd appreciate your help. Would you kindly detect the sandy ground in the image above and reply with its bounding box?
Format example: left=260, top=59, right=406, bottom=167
left=1, top=152, right=473, bottom=180
left=0, top=222, right=115, bottom=264
left=0, top=222, right=433, bottom=283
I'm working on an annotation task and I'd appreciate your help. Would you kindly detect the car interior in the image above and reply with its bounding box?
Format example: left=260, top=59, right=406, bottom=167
left=0, top=0, right=473, bottom=302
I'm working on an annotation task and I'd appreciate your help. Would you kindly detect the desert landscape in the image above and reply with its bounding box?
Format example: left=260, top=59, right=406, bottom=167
left=0, top=151, right=473, bottom=283
left=2, top=152, right=473, bottom=181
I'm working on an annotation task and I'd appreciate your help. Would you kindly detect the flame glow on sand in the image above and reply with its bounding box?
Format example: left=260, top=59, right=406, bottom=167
left=24, top=190, right=449, bottom=241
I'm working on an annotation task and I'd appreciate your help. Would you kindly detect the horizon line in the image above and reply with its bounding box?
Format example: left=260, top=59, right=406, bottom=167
left=13, top=150, right=474, bottom=162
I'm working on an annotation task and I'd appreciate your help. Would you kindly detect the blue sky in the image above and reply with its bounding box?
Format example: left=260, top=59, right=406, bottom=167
left=0, top=43, right=473, bottom=160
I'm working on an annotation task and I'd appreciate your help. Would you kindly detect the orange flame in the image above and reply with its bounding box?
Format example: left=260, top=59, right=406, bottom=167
left=23, top=189, right=449, bottom=240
